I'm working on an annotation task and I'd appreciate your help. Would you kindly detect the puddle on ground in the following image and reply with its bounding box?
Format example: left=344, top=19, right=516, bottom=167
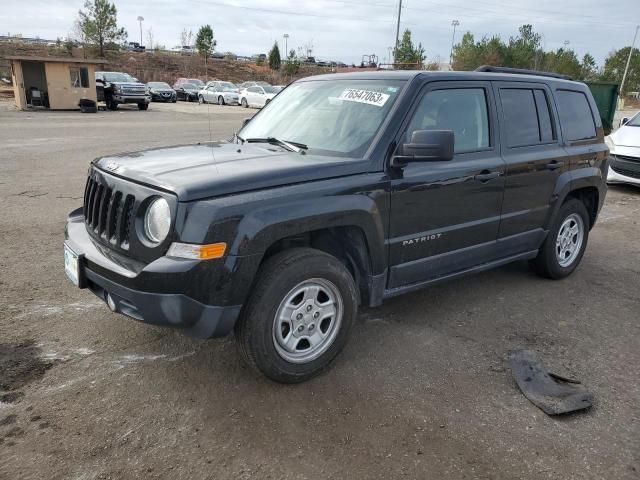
left=0, top=341, right=53, bottom=404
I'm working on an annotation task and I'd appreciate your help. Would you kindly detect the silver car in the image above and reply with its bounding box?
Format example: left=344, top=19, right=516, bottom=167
left=199, top=81, right=240, bottom=105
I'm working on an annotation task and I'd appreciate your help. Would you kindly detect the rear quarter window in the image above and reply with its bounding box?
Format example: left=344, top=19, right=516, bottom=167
left=556, top=90, right=597, bottom=141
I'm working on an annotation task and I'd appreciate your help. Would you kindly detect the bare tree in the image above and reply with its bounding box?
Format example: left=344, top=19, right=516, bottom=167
left=146, top=26, right=154, bottom=51
left=303, top=40, right=314, bottom=57
left=180, top=28, right=193, bottom=47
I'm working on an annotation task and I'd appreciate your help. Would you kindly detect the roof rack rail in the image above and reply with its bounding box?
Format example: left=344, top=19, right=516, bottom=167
left=474, top=65, right=572, bottom=81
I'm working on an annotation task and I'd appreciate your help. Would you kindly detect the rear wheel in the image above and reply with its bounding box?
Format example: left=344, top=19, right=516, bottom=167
left=241, top=98, right=248, bottom=108
left=530, top=198, right=590, bottom=279
left=138, top=103, right=148, bottom=110
left=235, top=248, right=358, bottom=383
left=218, top=96, right=225, bottom=106
left=198, top=95, right=205, bottom=104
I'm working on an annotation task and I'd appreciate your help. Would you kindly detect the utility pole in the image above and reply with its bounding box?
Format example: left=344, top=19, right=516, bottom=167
left=137, top=16, right=144, bottom=46
left=283, top=33, right=289, bottom=57
left=449, top=20, right=459, bottom=66
left=394, top=0, right=402, bottom=65
left=620, top=25, right=639, bottom=97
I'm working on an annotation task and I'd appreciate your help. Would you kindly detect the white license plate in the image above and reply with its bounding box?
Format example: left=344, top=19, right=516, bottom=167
left=64, top=244, right=80, bottom=286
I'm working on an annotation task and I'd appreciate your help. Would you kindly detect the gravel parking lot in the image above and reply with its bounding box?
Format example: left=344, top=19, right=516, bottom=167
left=1, top=102, right=639, bottom=479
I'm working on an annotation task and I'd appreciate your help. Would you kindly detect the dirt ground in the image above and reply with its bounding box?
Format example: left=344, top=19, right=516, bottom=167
left=0, top=101, right=639, bottom=480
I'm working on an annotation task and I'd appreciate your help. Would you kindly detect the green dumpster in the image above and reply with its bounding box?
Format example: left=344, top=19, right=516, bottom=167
left=585, top=81, right=619, bottom=135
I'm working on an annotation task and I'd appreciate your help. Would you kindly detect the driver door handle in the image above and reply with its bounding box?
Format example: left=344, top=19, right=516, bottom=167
left=546, top=161, right=564, bottom=170
left=474, top=170, right=502, bottom=182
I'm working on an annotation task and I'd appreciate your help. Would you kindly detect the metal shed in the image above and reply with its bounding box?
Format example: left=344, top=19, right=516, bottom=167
left=6, top=56, right=108, bottom=110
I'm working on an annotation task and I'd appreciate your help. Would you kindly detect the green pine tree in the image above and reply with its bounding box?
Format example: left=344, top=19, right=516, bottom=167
left=268, top=41, right=281, bottom=71
left=394, top=29, right=425, bottom=70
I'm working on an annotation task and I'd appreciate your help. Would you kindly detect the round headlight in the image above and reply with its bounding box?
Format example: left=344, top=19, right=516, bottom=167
left=144, top=198, right=171, bottom=244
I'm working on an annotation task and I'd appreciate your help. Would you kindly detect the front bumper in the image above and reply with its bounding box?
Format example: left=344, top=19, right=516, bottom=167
left=608, top=155, right=640, bottom=186
left=64, top=210, right=242, bottom=338
left=113, top=94, right=151, bottom=104
left=151, top=92, right=176, bottom=102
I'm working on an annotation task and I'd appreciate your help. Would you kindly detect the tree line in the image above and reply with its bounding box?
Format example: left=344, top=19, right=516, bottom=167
left=451, top=25, right=639, bottom=94
left=391, top=25, right=639, bottom=94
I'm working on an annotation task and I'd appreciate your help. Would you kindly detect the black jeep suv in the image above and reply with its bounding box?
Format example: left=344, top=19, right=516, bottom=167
left=65, top=68, right=608, bottom=383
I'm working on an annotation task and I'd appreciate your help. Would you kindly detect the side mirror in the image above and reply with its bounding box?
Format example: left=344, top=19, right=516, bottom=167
left=620, top=117, right=629, bottom=126
left=392, top=130, right=454, bottom=166
left=95, top=79, right=104, bottom=85
left=242, top=117, right=252, bottom=127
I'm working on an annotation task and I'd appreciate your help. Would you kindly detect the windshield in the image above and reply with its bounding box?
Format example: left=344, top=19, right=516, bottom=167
left=263, top=86, right=280, bottom=94
left=239, top=80, right=405, bottom=158
left=626, top=113, right=640, bottom=127
left=148, top=82, right=171, bottom=89
left=183, top=83, right=199, bottom=89
left=219, top=82, right=237, bottom=90
left=103, top=72, right=134, bottom=82
left=188, top=79, right=204, bottom=86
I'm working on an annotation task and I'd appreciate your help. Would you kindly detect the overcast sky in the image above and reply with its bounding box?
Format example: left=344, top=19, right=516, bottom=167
left=2, top=0, right=638, bottom=66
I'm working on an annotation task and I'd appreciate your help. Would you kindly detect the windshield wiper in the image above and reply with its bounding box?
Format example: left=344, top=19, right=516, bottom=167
left=244, top=137, right=308, bottom=153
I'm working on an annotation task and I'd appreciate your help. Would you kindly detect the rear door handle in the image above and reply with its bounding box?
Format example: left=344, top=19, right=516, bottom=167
left=546, top=161, right=564, bottom=170
left=474, top=171, right=502, bottom=182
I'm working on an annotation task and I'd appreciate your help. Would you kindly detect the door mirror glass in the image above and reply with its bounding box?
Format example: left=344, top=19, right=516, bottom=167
left=393, top=130, right=454, bottom=166
left=621, top=117, right=629, bottom=126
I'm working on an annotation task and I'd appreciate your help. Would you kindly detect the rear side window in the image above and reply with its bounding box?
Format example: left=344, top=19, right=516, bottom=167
left=556, top=90, right=596, bottom=141
left=534, top=90, right=554, bottom=142
left=500, top=88, right=556, bottom=147
left=405, top=88, right=490, bottom=153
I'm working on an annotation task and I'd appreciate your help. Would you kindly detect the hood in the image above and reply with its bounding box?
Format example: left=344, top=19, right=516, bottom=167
left=94, top=142, right=366, bottom=201
left=610, top=125, right=640, bottom=147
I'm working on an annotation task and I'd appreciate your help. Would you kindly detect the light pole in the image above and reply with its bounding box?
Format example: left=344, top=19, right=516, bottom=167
left=388, top=46, right=392, bottom=67
left=620, top=25, right=639, bottom=98
left=449, top=20, right=459, bottom=66
left=394, top=0, right=402, bottom=62
left=137, top=16, right=144, bottom=46
left=283, top=33, right=289, bottom=57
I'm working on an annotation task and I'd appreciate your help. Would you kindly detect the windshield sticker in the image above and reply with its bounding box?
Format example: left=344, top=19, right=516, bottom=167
left=338, top=89, right=390, bottom=107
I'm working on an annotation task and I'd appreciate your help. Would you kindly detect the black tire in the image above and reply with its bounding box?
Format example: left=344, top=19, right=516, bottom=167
left=529, top=198, right=590, bottom=279
left=138, top=103, right=148, bottom=110
left=172, top=98, right=177, bottom=103
left=241, top=98, right=248, bottom=108
left=235, top=248, right=358, bottom=383
left=198, top=95, right=204, bottom=104
left=218, top=96, right=225, bottom=106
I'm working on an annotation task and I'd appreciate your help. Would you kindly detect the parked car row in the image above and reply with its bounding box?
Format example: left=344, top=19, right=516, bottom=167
left=94, top=70, right=286, bottom=110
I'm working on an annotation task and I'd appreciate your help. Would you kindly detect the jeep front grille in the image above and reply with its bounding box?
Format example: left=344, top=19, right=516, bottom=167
left=84, top=176, right=135, bottom=249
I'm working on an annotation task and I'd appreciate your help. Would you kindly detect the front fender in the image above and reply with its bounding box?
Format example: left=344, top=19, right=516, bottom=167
left=231, top=195, right=387, bottom=273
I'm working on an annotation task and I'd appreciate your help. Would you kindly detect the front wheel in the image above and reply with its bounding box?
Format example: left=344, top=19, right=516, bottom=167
left=138, top=103, right=148, bottom=110
left=198, top=95, right=205, bottom=104
left=235, top=248, right=358, bottom=383
left=218, top=96, right=225, bottom=106
left=241, top=98, right=248, bottom=108
left=530, top=198, right=590, bottom=279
